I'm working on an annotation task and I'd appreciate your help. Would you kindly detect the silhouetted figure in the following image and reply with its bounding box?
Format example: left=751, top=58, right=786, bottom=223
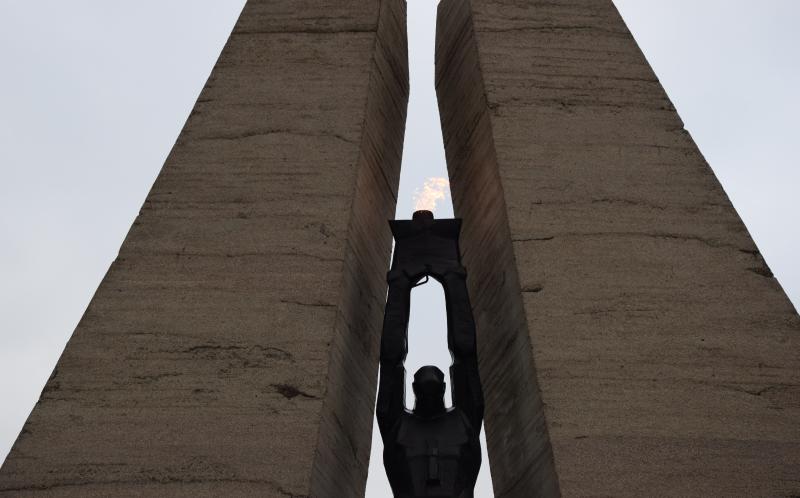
left=377, top=210, right=484, bottom=498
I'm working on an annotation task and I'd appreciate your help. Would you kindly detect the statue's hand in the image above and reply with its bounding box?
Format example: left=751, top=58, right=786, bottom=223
left=387, top=263, right=430, bottom=288
left=386, top=267, right=413, bottom=288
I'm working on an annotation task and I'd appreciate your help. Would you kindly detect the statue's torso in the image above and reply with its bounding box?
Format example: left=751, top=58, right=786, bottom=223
left=384, top=409, right=480, bottom=498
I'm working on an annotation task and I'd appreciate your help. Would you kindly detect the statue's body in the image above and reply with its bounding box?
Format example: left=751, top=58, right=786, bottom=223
left=377, top=211, right=484, bottom=498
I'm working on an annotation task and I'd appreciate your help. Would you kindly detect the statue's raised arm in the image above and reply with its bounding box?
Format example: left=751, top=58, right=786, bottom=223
left=441, top=263, right=484, bottom=431
left=376, top=267, right=413, bottom=438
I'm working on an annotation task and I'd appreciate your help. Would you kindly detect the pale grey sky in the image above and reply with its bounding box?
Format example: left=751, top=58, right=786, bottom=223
left=1, top=2, right=798, bottom=498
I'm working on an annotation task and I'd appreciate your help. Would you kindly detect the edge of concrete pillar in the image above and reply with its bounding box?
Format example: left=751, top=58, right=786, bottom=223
left=309, top=0, right=409, bottom=495
left=435, top=1, right=562, bottom=496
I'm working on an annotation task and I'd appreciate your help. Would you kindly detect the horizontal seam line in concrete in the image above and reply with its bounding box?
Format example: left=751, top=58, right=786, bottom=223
left=232, top=27, right=376, bottom=35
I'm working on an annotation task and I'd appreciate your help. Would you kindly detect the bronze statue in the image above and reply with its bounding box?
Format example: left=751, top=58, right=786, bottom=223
left=377, top=210, right=484, bottom=498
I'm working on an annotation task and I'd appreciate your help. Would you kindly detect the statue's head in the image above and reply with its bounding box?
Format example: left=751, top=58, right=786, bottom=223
left=412, top=365, right=446, bottom=417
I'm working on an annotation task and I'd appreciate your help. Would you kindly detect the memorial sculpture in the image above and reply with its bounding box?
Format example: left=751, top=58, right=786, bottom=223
left=376, top=210, right=484, bottom=498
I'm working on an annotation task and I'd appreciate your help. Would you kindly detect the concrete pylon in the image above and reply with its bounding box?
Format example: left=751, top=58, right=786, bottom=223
left=436, top=1, right=800, bottom=496
left=0, top=1, right=407, bottom=496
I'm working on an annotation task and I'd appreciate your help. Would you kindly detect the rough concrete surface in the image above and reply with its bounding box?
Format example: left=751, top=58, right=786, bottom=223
left=436, top=1, right=800, bottom=497
left=0, top=1, right=408, bottom=496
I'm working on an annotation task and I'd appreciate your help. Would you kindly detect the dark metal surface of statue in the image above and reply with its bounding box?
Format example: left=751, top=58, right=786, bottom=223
left=377, top=210, right=484, bottom=498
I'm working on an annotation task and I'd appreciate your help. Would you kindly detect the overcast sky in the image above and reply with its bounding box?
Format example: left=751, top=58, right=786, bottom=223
left=1, top=2, right=798, bottom=497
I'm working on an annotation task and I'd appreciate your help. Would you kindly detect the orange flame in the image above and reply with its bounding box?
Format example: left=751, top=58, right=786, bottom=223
left=413, top=177, right=450, bottom=212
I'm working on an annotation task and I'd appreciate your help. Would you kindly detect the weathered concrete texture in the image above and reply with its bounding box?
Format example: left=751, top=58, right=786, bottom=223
left=0, top=1, right=407, bottom=497
left=436, top=1, right=800, bottom=497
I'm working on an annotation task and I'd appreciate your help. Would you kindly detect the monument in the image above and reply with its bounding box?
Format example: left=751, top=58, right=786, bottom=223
left=1, top=0, right=799, bottom=496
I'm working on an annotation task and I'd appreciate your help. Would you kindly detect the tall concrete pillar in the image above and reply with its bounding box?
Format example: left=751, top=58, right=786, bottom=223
left=0, top=1, right=407, bottom=496
left=436, top=1, right=799, bottom=496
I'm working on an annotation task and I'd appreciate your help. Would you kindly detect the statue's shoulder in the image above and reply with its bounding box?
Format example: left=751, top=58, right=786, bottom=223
left=446, top=405, right=469, bottom=424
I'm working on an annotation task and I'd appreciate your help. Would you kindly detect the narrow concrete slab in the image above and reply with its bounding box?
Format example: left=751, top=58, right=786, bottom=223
left=0, top=1, right=408, bottom=496
left=436, top=1, right=800, bottom=496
